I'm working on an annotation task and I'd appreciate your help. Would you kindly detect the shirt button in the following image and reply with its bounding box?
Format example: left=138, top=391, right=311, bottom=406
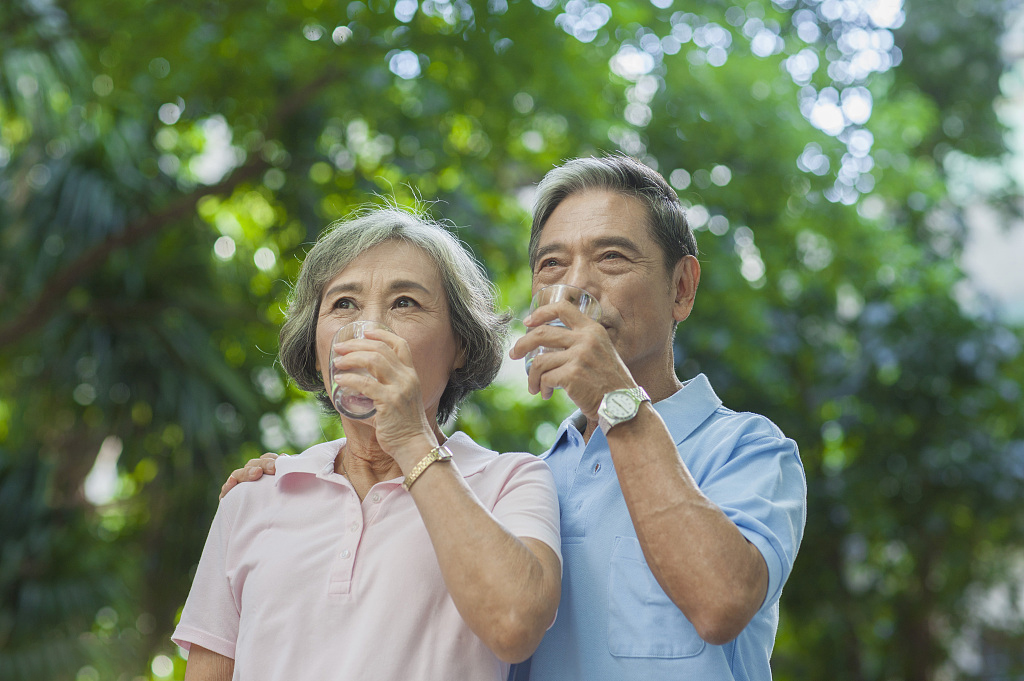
left=371, top=493, right=381, bottom=503
left=350, top=522, right=360, bottom=532
left=340, top=549, right=351, bottom=559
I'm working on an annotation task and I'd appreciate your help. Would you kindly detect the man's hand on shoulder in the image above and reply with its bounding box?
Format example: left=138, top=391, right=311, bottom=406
left=219, top=453, right=281, bottom=499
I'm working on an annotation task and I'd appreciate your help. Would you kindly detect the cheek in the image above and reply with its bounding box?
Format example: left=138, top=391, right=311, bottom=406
left=412, top=336, right=459, bottom=394
left=315, top=325, right=335, bottom=376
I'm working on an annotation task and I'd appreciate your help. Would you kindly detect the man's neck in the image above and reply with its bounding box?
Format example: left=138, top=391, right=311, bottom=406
left=579, top=360, right=683, bottom=443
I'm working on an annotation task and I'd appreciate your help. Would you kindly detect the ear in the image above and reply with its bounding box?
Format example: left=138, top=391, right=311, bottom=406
left=671, top=255, right=701, bottom=323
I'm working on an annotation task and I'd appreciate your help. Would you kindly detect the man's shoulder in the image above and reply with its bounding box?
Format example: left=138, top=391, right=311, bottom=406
left=706, top=404, right=788, bottom=442
left=679, top=404, right=800, bottom=477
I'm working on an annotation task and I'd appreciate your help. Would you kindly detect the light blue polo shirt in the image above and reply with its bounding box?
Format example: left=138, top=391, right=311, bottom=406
left=517, top=374, right=806, bottom=681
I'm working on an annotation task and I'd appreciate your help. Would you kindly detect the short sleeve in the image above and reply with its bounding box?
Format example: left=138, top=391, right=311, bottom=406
left=697, top=421, right=806, bottom=609
left=171, top=495, right=242, bottom=659
left=490, top=454, right=563, bottom=570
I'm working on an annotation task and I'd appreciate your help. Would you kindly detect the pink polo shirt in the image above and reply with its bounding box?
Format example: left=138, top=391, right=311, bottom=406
left=172, top=431, right=561, bottom=681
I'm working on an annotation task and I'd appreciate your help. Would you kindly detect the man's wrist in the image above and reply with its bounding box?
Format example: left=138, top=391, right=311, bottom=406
left=598, top=386, right=651, bottom=435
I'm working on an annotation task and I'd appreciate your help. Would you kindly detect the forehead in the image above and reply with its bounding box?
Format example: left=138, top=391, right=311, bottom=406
left=538, top=189, right=656, bottom=251
left=325, top=239, right=443, bottom=289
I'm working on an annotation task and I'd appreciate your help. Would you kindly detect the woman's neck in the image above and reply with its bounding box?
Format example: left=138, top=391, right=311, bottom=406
left=335, top=424, right=448, bottom=499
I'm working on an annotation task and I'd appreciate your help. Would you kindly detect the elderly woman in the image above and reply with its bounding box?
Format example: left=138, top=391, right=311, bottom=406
left=173, top=207, right=561, bottom=680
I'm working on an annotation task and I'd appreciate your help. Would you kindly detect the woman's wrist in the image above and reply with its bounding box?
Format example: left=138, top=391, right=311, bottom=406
left=390, top=433, right=441, bottom=473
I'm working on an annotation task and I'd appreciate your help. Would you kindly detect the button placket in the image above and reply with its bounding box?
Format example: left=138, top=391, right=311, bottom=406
left=328, top=490, right=363, bottom=595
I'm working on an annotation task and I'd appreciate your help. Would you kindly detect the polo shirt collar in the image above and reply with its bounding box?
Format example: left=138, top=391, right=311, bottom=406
left=274, top=431, right=494, bottom=485
left=541, top=373, right=723, bottom=458
left=275, top=440, right=341, bottom=484
left=654, top=373, right=723, bottom=444
left=443, top=431, right=499, bottom=478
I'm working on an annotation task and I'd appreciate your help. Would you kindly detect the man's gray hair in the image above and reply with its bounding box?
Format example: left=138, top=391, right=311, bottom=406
left=279, top=205, right=510, bottom=424
left=529, top=155, right=698, bottom=272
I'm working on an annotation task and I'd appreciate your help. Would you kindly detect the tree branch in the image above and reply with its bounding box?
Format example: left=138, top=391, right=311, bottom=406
left=0, top=67, right=342, bottom=349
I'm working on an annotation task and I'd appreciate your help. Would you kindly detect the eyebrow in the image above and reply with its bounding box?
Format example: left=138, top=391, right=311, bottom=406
left=534, top=236, right=643, bottom=263
left=323, top=279, right=432, bottom=299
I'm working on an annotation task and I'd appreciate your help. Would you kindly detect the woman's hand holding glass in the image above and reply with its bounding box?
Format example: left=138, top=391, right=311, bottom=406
left=330, top=321, right=394, bottom=419
left=328, top=320, right=437, bottom=468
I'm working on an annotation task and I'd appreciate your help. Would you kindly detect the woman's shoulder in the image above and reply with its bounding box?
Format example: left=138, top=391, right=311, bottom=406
left=445, top=432, right=547, bottom=478
left=220, top=440, right=341, bottom=511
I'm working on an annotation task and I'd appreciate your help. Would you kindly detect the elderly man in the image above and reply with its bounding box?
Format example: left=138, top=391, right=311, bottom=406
left=222, top=156, right=805, bottom=680
left=506, top=155, right=805, bottom=680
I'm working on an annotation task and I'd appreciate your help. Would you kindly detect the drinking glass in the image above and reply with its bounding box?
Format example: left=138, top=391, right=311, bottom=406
left=523, top=284, right=602, bottom=376
left=329, top=320, right=393, bottom=419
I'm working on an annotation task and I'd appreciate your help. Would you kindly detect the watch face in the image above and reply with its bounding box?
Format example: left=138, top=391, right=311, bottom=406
left=606, top=392, right=636, bottom=418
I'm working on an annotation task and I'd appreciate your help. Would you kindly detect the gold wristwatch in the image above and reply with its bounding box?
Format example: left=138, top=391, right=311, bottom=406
left=402, top=443, right=453, bottom=491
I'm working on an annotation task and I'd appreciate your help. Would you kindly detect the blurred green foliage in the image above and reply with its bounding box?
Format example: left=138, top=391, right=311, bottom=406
left=1, top=0, right=1023, bottom=679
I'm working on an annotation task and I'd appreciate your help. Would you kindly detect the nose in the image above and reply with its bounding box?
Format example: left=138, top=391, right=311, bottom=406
left=562, top=262, right=599, bottom=299
left=357, top=304, right=388, bottom=324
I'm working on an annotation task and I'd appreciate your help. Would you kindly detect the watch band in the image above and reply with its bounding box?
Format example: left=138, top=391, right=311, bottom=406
left=402, top=443, right=453, bottom=491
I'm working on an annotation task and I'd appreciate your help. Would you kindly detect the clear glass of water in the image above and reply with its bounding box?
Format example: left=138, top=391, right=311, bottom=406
left=329, top=320, right=393, bottom=419
left=524, top=284, right=602, bottom=376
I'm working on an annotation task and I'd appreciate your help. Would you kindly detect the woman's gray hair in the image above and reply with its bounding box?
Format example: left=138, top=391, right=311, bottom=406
left=279, top=205, right=510, bottom=424
left=529, top=154, right=698, bottom=272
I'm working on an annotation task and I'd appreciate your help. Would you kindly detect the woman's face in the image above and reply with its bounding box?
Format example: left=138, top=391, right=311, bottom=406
left=315, top=240, right=464, bottom=421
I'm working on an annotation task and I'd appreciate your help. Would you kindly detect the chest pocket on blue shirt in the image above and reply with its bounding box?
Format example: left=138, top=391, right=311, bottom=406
left=607, top=536, right=706, bottom=658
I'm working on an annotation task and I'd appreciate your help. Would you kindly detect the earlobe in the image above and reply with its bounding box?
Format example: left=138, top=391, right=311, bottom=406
left=672, top=255, right=701, bottom=322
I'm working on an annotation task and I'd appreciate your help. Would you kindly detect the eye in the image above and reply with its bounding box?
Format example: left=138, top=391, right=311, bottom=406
left=393, top=296, right=419, bottom=309
left=602, top=251, right=623, bottom=260
left=332, top=297, right=355, bottom=310
left=539, top=258, right=560, bottom=269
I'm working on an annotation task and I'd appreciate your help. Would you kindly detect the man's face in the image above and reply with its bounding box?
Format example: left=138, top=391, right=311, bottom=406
left=531, top=189, right=693, bottom=377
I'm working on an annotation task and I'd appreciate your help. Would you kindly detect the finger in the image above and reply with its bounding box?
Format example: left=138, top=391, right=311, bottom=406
left=363, top=327, right=417, bottom=369
left=361, top=326, right=399, bottom=346
left=332, top=337, right=392, bottom=362
left=526, top=348, right=567, bottom=396
left=549, top=299, right=597, bottom=328
left=332, top=370, right=382, bottom=399
left=219, top=476, right=237, bottom=500
left=537, top=362, right=565, bottom=400
left=237, top=453, right=281, bottom=476
left=332, top=344, right=403, bottom=378
left=523, top=304, right=559, bottom=327
left=509, top=331, right=536, bottom=360
left=514, top=322, right=573, bottom=362
left=525, top=299, right=581, bottom=327
left=337, top=329, right=406, bottom=363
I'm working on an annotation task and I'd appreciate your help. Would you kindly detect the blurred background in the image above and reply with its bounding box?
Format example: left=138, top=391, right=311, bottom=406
left=2, top=0, right=1024, bottom=679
